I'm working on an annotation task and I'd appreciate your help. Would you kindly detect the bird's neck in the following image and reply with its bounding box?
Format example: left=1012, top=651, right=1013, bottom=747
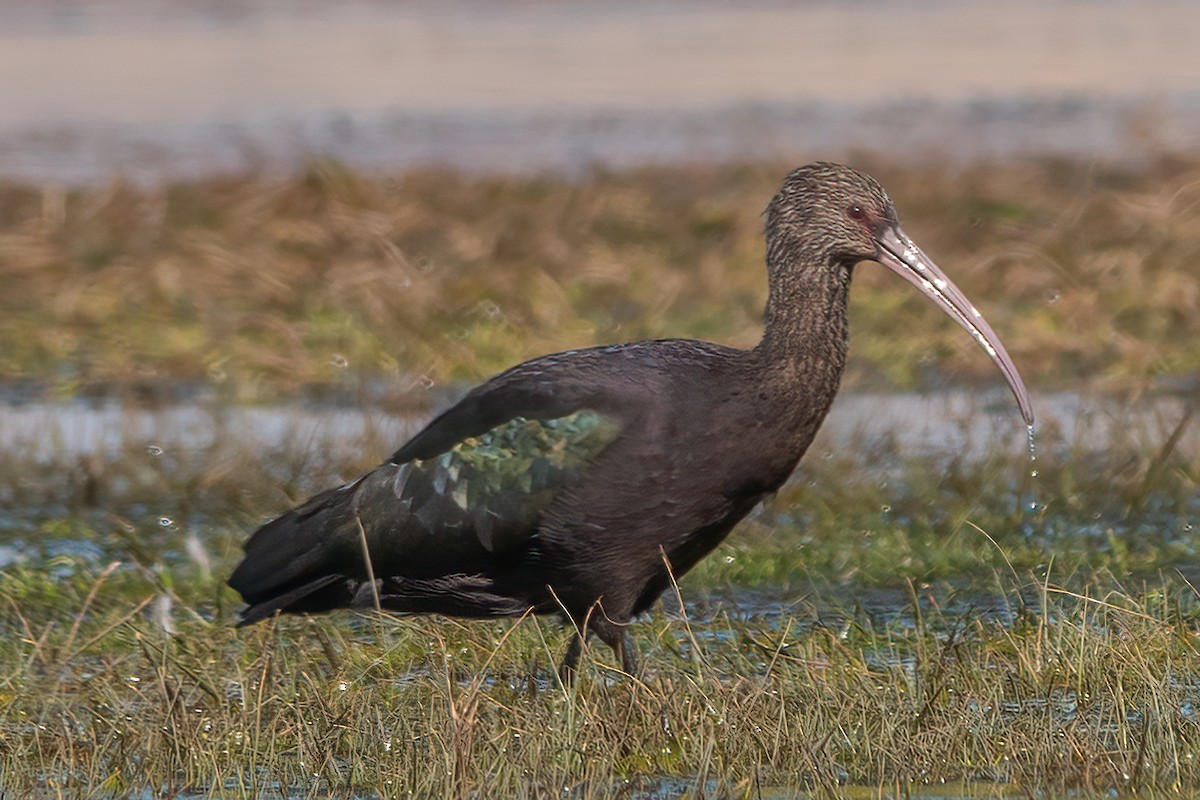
left=754, top=261, right=852, bottom=406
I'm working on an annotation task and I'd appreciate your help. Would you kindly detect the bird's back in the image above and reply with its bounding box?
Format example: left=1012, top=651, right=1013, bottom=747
left=229, top=338, right=802, bottom=626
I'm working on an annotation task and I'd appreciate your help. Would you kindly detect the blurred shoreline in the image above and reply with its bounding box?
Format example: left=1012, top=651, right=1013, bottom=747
left=3, top=96, right=1195, bottom=186
left=2, top=0, right=1197, bottom=184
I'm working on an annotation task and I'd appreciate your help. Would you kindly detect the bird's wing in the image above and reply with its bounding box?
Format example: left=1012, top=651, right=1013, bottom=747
left=385, top=406, right=621, bottom=555
left=229, top=349, right=634, bottom=619
left=382, top=347, right=641, bottom=542
left=389, top=348, right=628, bottom=464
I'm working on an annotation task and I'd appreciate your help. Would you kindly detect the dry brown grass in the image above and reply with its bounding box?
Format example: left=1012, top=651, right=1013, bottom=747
left=1, top=156, right=1198, bottom=402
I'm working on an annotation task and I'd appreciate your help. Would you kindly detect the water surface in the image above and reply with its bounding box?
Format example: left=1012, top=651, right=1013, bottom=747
left=1, top=389, right=1191, bottom=464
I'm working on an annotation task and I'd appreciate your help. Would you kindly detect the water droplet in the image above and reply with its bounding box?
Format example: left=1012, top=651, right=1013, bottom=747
left=1026, top=424, right=1037, bottom=463
left=1030, top=469, right=1039, bottom=478
left=330, top=353, right=349, bottom=369
left=724, top=555, right=735, bottom=564
left=881, top=505, right=892, bottom=514
left=1045, top=289, right=1062, bottom=305
left=158, top=517, right=175, bottom=529
left=145, top=445, right=164, bottom=457
left=419, top=375, right=435, bottom=390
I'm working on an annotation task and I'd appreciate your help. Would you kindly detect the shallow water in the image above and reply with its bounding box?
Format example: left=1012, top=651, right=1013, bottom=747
left=2, top=389, right=1194, bottom=464
left=1, top=387, right=1195, bottom=571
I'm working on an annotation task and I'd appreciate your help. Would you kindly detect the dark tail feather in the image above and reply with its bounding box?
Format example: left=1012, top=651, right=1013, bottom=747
left=229, top=480, right=366, bottom=624
left=235, top=574, right=350, bottom=626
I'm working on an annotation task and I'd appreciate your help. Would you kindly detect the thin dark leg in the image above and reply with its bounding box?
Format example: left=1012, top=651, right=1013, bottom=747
left=592, top=618, right=639, bottom=677
left=558, top=631, right=584, bottom=685
left=558, top=619, right=639, bottom=681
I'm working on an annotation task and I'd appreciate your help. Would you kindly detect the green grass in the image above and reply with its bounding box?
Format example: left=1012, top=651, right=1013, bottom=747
left=3, top=552, right=1200, bottom=797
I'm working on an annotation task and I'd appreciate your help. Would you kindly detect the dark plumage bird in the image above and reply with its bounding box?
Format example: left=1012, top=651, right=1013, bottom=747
left=229, top=162, right=1033, bottom=678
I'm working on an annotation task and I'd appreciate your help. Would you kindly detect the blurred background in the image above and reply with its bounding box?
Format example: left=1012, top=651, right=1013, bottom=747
left=0, top=0, right=1198, bottom=570
left=2, top=0, right=1200, bottom=551
left=1, top=0, right=1197, bottom=181
left=2, top=0, right=1199, bottom=573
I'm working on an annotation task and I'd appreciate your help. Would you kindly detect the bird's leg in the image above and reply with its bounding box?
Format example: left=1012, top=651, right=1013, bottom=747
left=558, top=631, right=584, bottom=685
left=558, top=617, right=638, bottom=682
left=592, top=617, right=639, bottom=677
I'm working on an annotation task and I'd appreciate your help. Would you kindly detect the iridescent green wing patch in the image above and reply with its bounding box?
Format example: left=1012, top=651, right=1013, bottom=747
left=396, top=411, right=619, bottom=553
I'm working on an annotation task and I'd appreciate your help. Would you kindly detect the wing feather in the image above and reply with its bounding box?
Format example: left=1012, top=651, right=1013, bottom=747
left=230, top=351, right=628, bottom=618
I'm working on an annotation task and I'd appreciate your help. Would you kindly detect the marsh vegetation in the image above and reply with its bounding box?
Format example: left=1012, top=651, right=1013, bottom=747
left=1, top=157, right=1198, bottom=797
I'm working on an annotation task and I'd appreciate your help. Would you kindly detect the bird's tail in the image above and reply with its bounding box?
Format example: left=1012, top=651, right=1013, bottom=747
left=228, top=476, right=372, bottom=625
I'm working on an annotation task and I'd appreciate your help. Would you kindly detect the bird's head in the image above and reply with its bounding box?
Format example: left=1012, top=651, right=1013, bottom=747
left=766, top=162, right=1033, bottom=426
left=766, top=161, right=897, bottom=269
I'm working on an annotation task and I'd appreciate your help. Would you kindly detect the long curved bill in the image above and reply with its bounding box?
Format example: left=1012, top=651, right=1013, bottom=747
left=874, top=225, right=1034, bottom=426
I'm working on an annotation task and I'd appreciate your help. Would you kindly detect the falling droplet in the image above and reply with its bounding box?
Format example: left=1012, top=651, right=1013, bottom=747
left=419, top=375, right=435, bottom=390
left=1023, top=424, right=1040, bottom=516
left=881, top=505, right=892, bottom=514
left=145, top=445, right=164, bottom=457
left=158, top=517, right=175, bottom=529
left=330, top=353, right=349, bottom=369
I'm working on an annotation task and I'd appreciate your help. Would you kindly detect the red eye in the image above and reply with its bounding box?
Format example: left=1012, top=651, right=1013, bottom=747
left=848, top=205, right=866, bottom=221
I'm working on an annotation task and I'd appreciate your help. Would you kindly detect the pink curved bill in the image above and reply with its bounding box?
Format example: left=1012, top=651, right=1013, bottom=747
left=874, top=225, right=1034, bottom=426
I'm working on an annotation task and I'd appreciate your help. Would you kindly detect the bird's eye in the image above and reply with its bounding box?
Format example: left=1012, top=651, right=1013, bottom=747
left=847, top=205, right=866, bottom=221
